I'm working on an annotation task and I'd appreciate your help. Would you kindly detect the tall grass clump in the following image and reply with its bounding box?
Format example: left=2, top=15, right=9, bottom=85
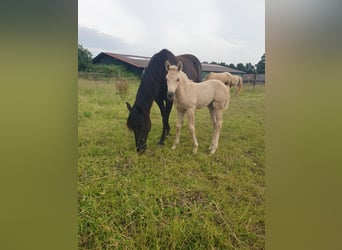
left=115, top=79, right=129, bottom=98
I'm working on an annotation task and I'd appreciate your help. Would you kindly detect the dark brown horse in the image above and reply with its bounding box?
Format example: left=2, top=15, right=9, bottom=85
left=126, top=49, right=202, bottom=153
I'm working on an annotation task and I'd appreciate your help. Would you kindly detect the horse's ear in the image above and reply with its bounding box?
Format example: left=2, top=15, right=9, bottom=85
left=177, top=60, right=183, bottom=71
left=165, top=60, right=171, bottom=71
left=126, top=102, right=133, bottom=113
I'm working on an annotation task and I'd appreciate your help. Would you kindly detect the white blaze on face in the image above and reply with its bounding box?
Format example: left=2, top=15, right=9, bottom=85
left=166, top=67, right=179, bottom=95
left=165, top=61, right=183, bottom=101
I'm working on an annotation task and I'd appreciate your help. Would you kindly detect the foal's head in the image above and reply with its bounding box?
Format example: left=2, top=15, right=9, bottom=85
left=165, top=60, right=183, bottom=101
left=126, top=102, right=151, bottom=153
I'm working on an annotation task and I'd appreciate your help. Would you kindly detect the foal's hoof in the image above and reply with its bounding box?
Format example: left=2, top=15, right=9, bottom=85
left=210, top=149, right=216, bottom=154
left=171, top=145, right=177, bottom=150
left=192, top=148, right=198, bottom=154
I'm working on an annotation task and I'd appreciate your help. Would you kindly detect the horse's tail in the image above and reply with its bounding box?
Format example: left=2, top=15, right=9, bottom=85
left=195, top=60, right=203, bottom=82
left=235, top=76, right=243, bottom=96
left=189, top=56, right=202, bottom=82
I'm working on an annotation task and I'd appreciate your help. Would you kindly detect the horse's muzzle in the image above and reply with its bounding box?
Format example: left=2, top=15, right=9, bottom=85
left=167, top=91, right=174, bottom=101
left=136, top=139, right=147, bottom=153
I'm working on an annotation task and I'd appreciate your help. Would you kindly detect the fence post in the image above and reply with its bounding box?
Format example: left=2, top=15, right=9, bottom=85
left=253, top=65, right=257, bottom=89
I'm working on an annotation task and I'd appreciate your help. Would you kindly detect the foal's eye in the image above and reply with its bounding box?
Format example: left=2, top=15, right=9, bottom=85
left=177, top=78, right=180, bottom=82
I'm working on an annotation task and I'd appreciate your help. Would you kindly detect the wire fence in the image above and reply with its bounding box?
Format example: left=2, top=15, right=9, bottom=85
left=78, top=72, right=139, bottom=81
left=78, top=72, right=265, bottom=85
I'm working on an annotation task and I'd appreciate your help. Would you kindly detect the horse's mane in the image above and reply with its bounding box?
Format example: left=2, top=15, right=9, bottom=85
left=142, top=49, right=177, bottom=83
left=134, top=49, right=177, bottom=110
left=176, top=54, right=202, bottom=82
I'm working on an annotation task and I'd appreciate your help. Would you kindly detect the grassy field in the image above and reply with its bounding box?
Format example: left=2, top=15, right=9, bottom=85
left=78, top=78, right=265, bottom=249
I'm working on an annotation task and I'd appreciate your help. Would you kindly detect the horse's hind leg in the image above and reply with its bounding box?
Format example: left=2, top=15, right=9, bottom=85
left=210, top=109, right=223, bottom=154
left=208, top=105, right=216, bottom=151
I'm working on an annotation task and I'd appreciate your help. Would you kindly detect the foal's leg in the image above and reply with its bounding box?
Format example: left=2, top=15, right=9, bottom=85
left=210, top=109, right=223, bottom=154
left=172, top=110, right=184, bottom=150
left=187, top=108, right=199, bottom=154
left=208, top=106, right=217, bottom=151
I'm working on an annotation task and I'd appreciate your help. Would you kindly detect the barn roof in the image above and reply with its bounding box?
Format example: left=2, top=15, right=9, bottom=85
left=93, top=52, right=245, bottom=74
left=93, top=52, right=150, bottom=68
left=201, top=63, right=245, bottom=74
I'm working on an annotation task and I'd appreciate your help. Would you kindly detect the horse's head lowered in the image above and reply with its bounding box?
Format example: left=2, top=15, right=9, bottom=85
left=126, top=102, right=151, bottom=153
left=165, top=60, right=183, bottom=101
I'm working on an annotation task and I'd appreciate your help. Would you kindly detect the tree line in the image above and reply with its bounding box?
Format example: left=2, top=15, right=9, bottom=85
left=79, top=44, right=265, bottom=75
left=203, top=53, right=265, bottom=74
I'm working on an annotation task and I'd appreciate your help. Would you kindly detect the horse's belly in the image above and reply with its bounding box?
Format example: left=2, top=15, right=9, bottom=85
left=196, top=102, right=209, bottom=109
left=195, top=96, right=214, bottom=109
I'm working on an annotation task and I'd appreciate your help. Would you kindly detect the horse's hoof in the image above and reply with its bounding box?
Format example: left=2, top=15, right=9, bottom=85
left=210, top=149, right=216, bottom=154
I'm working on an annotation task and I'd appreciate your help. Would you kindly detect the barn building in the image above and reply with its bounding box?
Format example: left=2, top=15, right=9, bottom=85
left=92, top=52, right=150, bottom=77
left=92, top=52, right=245, bottom=79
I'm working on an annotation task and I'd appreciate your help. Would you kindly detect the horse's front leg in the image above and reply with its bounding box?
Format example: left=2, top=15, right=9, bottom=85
left=172, top=110, right=184, bottom=150
left=156, top=99, right=173, bottom=145
left=164, top=99, right=173, bottom=136
left=187, top=109, right=198, bottom=154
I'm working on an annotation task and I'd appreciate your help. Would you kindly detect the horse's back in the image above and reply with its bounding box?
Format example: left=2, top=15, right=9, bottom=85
left=194, top=79, right=229, bottom=107
left=203, top=79, right=229, bottom=93
left=176, top=54, right=202, bottom=82
left=205, top=72, right=232, bottom=85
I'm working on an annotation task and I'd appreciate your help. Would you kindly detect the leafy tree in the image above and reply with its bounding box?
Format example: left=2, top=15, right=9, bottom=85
left=256, top=53, right=265, bottom=74
left=228, top=63, right=236, bottom=69
left=236, top=63, right=246, bottom=72
left=245, top=63, right=255, bottom=73
left=78, top=44, right=93, bottom=72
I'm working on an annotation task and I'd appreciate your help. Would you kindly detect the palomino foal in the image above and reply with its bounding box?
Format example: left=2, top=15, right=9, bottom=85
left=165, top=60, right=230, bottom=154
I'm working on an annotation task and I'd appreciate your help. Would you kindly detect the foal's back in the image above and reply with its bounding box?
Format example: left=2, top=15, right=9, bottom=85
left=187, top=78, right=229, bottom=109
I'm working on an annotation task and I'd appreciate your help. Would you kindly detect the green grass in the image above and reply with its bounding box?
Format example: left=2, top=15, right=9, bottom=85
left=78, top=78, right=265, bottom=249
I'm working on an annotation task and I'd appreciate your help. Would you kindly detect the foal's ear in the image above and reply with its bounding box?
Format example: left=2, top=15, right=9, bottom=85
left=177, top=60, right=183, bottom=71
left=126, top=102, right=133, bottom=112
left=165, top=60, right=171, bottom=71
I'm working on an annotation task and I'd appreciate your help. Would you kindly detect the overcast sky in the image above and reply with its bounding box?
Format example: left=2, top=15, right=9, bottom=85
left=78, top=0, right=264, bottom=65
